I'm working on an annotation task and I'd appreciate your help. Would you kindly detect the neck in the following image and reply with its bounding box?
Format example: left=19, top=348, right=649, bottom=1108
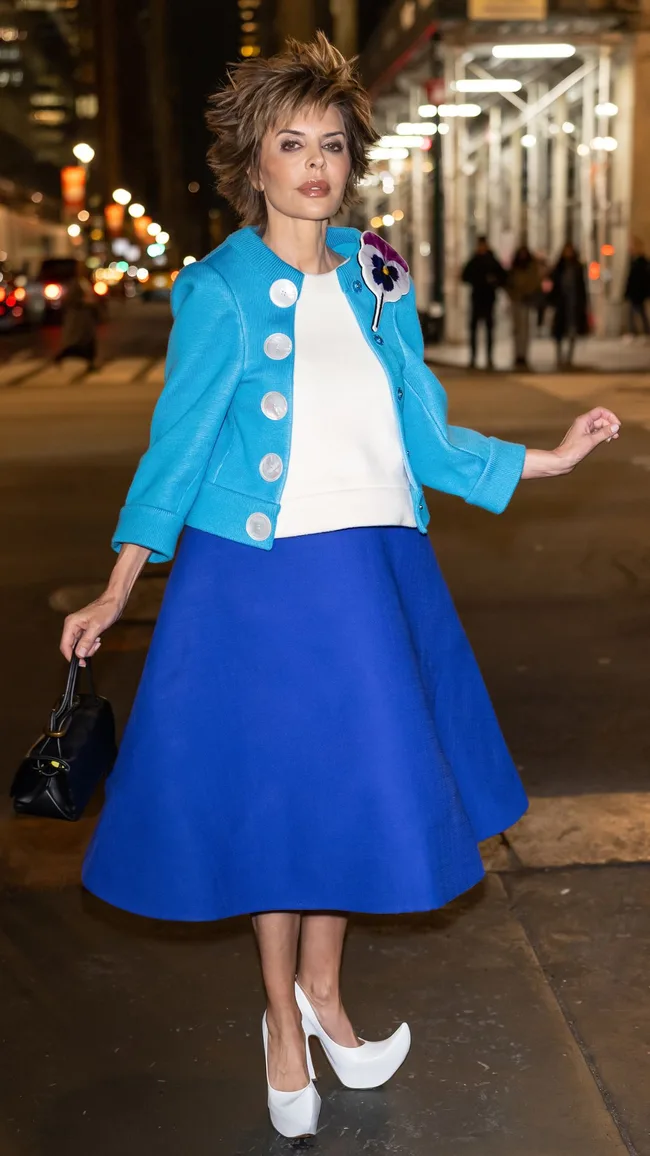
left=261, top=208, right=341, bottom=274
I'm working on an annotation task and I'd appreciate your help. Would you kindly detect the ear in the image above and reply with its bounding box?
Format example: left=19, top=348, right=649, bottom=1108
left=248, top=167, right=264, bottom=193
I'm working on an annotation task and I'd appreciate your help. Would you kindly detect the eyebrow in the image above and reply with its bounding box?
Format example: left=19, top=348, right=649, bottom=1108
left=275, top=129, right=345, bottom=138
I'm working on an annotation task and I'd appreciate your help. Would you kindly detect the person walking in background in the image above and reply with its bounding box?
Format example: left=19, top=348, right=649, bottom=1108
left=548, top=242, right=589, bottom=370
left=506, top=244, right=544, bottom=370
left=461, top=236, right=506, bottom=370
left=53, top=260, right=99, bottom=370
left=623, top=238, right=650, bottom=341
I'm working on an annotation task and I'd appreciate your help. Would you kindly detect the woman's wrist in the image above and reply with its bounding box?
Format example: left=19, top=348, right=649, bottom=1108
left=105, top=542, right=152, bottom=605
left=521, top=447, right=572, bottom=480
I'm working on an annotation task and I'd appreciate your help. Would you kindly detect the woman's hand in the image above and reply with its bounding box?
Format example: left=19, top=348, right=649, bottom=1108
left=60, top=592, right=125, bottom=666
left=553, top=406, right=621, bottom=473
left=522, top=407, right=621, bottom=480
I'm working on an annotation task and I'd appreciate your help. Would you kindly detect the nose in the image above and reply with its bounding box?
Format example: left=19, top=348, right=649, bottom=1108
left=307, top=148, right=326, bottom=170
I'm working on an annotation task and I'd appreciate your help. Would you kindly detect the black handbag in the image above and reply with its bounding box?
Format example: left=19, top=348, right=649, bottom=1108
left=10, top=656, right=117, bottom=821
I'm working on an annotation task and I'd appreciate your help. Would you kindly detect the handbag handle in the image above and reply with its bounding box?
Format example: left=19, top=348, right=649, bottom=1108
left=44, top=656, right=98, bottom=738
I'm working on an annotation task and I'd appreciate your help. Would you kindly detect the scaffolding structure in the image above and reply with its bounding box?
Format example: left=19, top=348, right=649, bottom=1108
left=356, top=1, right=650, bottom=340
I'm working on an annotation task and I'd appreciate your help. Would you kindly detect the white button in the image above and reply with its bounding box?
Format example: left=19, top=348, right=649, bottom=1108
left=259, top=453, right=283, bottom=482
left=246, top=512, right=272, bottom=541
left=269, top=279, right=298, bottom=308
left=264, top=333, right=292, bottom=360
left=261, top=391, right=288, bottom=420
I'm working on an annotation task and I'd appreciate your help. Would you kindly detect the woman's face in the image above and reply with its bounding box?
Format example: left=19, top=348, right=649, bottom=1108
left=254, top=103, right=351, bottom=225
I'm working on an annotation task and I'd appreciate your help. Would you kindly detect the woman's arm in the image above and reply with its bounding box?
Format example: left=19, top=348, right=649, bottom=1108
left=394, top=283, right=620, bottom=508
left=60, top=542, right=151, bottom=664
left=522, top=408, right=620, bottom=480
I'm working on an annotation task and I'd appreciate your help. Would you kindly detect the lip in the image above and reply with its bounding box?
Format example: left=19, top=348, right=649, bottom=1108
left=297, top=180, right=331, bottom=197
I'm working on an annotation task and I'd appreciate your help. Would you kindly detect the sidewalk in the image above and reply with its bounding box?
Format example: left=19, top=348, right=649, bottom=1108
left=426, top=332, right=650, bottom=374
left=2, top=362, right=650, bottom=1153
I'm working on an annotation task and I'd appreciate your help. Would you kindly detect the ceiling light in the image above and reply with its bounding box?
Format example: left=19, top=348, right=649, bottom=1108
left=562, top=121, right=575, bottom=133
left=492, top=43, right=576, bottom=59
left=418, top=104, right=437, bottom=117
left=595, top=102, right=618, bottom=117
left=577, top=143, right=590, bottom=156
left=382, top=214, right=395, bottom=227
left=521, top=134, right=536, bottom=148
left=396, top=122, right=436, bottom=134
left=437, top=103, right=481, bottom=117
left=369, top=147, right=409, bottom=161
left=438, top=124, right=450, bottom=135
left=591, top=136, right=617, bottom=151
left=379, top=134, right=425, bottom=148
left=454, top=79, right=522, bottom=93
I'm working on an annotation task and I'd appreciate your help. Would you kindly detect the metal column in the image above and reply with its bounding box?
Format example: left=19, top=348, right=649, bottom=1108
left=550, top=96, right=569, bottom=261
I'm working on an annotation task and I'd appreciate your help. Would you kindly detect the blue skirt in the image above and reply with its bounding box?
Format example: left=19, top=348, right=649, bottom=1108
left=82, top=526, right=528, bottom=921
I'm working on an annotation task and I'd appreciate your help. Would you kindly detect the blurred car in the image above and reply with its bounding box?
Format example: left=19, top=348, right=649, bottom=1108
left=0, top=266, right=46, bottom=332
left=37, top=257, right=111, bottom=324
left=140, top=270, right=174, bottom=303
left=37, top=256, right=80, bottom=323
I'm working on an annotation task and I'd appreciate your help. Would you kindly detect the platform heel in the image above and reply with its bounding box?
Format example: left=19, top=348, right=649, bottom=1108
left=262, top=1011, right=321, bottom=1138
left=295, top=980, right=411, bottom=1090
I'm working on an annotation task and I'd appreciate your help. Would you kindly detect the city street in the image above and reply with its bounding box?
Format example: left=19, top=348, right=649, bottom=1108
left=1, top=305, right=649, bottom=1154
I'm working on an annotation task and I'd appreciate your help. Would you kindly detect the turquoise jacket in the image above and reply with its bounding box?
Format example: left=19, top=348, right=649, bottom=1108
left=112, top=226, right=526, bottom=562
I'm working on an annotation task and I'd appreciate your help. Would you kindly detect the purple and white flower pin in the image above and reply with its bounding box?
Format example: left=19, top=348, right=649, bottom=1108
left=357, top=231, right=410, bottom=332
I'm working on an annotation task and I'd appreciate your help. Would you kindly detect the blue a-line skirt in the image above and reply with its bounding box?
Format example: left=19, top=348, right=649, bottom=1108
left=82, top=525, right=528, bottom=922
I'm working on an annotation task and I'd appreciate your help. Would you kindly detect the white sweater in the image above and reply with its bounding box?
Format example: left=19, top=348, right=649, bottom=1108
left=274, top=268, right=416, bottom=538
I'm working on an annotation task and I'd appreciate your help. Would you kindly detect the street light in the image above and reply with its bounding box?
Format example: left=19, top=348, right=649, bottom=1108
left=112, top=188, right=132, bottom=205
left=147, top=221, right=161, bottom=235
left=128, top=202, right=145, bottom=218
left=156, top=231, right=170, bottom=245
left=72, top=142, right=95, bottom=164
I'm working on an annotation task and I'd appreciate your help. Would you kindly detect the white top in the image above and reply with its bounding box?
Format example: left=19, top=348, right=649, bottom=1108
left=274, top=268, right=416, bottom=538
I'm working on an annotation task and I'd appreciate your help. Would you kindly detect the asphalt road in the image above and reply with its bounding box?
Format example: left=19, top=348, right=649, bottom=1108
left=1, top=309, right=650, bottom=1154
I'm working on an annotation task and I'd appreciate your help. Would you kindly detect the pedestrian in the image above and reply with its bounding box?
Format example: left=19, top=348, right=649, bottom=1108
left=623, top=237, right=650, bottom=340
left=461, top=235, right=506, bottom=370
left=60, top=34, right=622, bottom=1141
left=548, top=242, right=590, bottom=370
left=53, top=260, right=99, bottom=370
left=506, top=244, right=544, bottom=370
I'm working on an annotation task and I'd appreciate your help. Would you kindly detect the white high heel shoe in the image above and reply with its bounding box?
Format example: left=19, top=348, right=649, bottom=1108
left=295, top=980, right=411, bottom=1090
left=262, top=1011, right=321, bottom=1138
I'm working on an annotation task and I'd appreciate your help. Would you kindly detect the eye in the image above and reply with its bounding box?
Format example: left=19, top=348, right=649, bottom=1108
left=324, top=141, right=345, bottom=152
left=280, top=139, right=301, bottom=151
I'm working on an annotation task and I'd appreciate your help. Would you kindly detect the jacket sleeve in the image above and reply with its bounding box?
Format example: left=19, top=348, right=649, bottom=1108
left=111, top=261, right=244, bottom=562
left=395, top=283, right=525, bottom=514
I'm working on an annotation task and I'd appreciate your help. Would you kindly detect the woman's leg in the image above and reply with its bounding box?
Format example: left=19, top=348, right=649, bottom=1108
left=252, top=911, right=309, bottom=1091
left=296, top=913, right=360, bottom=1047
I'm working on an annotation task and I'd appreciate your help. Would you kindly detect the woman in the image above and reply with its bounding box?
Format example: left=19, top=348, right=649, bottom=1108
left=506, top=244, right=543, bottom=370
left=549, top=242, right=590, bottom=369
left=53, top=260, right=99, bottom=369
left=60, top=36, right=621, bottom=1140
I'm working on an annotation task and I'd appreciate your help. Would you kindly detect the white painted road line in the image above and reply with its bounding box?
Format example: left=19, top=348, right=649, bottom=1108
left=0, top=358, right=46, bottom=386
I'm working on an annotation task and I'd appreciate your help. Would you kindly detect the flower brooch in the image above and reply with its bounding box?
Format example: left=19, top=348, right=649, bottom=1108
left=357, top=231, right=410, bottom=332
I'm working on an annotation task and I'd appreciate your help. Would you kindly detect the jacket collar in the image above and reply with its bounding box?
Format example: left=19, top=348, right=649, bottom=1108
left=224, top=224, right=362, bottom=294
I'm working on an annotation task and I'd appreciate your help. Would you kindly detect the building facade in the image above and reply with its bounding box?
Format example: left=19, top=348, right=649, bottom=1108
left=357, top=0, right=650, bottom=339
